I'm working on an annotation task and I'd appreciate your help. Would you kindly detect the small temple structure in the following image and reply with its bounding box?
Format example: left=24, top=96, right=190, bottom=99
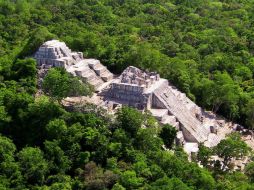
left=35, top=40, right=113, bottom=90
left=34, top=40, right=83, bottom=67
left=106, top=66, right=168, bottom=109
left=35, top=40, right=249, bottom=157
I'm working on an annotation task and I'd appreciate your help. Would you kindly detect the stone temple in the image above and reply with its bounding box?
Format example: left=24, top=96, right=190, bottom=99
left=35, top=40, right=250, bottom=155
left=105, top=66, right=168, bottom=110
left=35, top=40, right=113, bottom=90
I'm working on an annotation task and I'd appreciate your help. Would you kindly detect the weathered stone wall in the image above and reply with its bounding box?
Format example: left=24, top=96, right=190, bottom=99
left=120, top=66, right=160, bottom=88
left=152, top=94, right=167, bottom=109
left=112, top=83, right=145, bottom=93
left=151, top=79, right=168, bottom=108
left=107, top=82, right=149, bottom=109
left=181, top=126, right=199, bottom=142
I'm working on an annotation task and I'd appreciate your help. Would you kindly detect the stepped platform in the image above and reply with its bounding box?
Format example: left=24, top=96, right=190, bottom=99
left=184, top=142, right=199, bottom=155
left=149, top=109, right=168, bottom=121
left=154, top=87, right=210, bottom=143
left=35, top=40, right=249, bottom=157
left=87, top=59, right=113, bottom=82
left=161, top=115, right=177, bottom=125
left=35, top=40, right=114, bottom=91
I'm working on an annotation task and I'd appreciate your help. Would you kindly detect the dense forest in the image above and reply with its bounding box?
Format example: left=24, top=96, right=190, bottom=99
left=1, top=0, right=254, bottom=189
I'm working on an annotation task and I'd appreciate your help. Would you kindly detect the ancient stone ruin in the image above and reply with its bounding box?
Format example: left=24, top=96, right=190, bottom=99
left=35, top=40, right=113, bottom=90
left=105, top=66, right=168, bottom=110
left=34, top=40, right=254, bottom=159
left=34, top=40, right=83, bottom=67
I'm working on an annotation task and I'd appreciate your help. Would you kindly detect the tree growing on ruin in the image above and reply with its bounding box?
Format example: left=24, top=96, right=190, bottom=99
left=42, top=68, right=93, bottom=102
left=214, top=132, right=251, bottom=171
left=197, top=143, right=213, bottom=168
left=116, top=107, right=143, bottom=138
left=159, top=124, right=177, bottom=149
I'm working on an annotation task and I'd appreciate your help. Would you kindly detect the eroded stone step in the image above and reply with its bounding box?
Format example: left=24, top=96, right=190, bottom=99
left=150, top=109, right=168, bottom=121
left=90, top=79, right=104, bottom=90
left=101, top=72, right=113, bottom=82
left=154, top=89, right=209, bottom=143
left=87, top=59, right=113, bottom=81
left=161, top=115, right=176, bottom=124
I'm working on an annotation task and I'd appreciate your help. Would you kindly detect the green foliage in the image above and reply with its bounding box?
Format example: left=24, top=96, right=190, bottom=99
left=216, top=172, right=254, bottom=190
left=245, top=99, right=254, bottom=130
left=116, top=106, right=143, bottom=137
left=79, top=161, right=118, bottom=190
left=150, top=177, right=192, bottom=190
left=120, top=170, right=144, bottom=189
left=18, top=147, right=49, bottom=185
left=1, top=0, right=254, bottom=189
left=197, top=143, right=213, bottom=168
left=46, top=119, right=67, bottom=140
left=214, top=132, right=251, bottom=171
left=159, top=124, right=177, bottom=149
left=0, top=102, right=253, bottom=189
left=0, top=135, right=23, bottom=188
left=42, top=68, right=93, bottom=101
left=19, top=27, right=55, bottom=58
left=135, top=127, right=163, bottom=152
left=245, top=162, right=254, bottom=183
left=0, top=135, right=16, bottom=162
left=44, top=140, right=71, bottom=174
left=12, top=58, right=37, bottom=80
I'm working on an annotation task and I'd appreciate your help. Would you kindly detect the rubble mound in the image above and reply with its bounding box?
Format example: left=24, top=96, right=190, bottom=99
left=120, top=66, right=160, bottom=88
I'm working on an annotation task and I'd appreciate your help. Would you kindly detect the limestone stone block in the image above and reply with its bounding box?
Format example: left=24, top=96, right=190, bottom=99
left=156, top=74, right=160, bottom=81
left=150, top=76, right=155, bottom=83
left=176, top=131, right=184, bottom=145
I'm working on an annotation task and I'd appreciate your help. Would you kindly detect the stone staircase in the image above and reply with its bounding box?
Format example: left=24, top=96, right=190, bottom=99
left=204, top=133, right=222, bottom=147
left=81, top=72, right=104, bottom=90
left=161, top=115, right=180, bottom=129
left=71, top=53, right=83, bottom=62
left=67, top=59, right=113, bottom=91
left=169, top=86, right=200, bottom=116
left=87, top=59, right=113, bottom=82
left=49, top=49, right=63, bottom=59
left=149, top=108, right=180, bottom=130
left=71, top=63, right=104, bottom=90
left=154, top=86, right=210, bottom=143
